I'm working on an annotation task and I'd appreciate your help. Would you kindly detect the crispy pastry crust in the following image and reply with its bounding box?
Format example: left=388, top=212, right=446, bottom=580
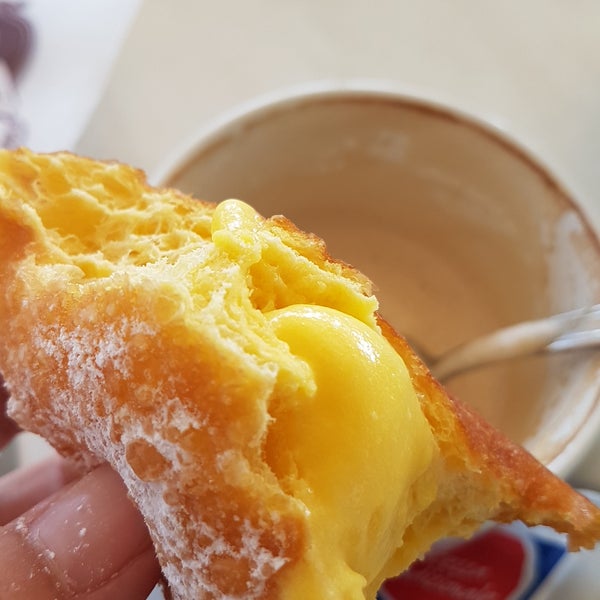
left=379, top=318, right=600, bottom=551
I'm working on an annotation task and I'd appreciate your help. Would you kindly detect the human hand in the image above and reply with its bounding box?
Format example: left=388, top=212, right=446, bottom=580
left=0, top=380, right=161, bottom=599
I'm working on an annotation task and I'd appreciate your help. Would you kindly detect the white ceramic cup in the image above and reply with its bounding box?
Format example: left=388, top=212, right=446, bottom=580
left=155, top=84, right=600, bottom=481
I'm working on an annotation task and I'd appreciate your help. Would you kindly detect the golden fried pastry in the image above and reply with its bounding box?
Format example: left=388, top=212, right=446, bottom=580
left=0, top=149, right=598, bottom=600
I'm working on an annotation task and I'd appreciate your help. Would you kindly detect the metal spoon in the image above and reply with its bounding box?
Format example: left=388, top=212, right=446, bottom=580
left=411, top=304, right=600, bottom=382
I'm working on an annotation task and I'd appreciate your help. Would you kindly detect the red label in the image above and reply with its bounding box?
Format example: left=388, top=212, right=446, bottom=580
left=380, top=530, right=527, bottom=600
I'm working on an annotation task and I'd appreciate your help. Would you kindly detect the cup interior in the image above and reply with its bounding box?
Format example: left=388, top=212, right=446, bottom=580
left=158, top=90, right=600, bottom=476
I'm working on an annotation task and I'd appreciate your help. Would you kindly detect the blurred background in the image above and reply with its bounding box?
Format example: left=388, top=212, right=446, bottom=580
left=6, top=1, right=600, bottom=221
left=84, top=0, right=600, bottom=232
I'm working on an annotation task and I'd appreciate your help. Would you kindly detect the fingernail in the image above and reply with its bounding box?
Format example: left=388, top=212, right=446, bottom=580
left=27, top=464, right=153, bottom=594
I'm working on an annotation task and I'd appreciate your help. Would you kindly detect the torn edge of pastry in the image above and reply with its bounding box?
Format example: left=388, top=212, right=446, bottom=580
left=379, top=317, right=600, bottom=552
left=0, top=148, right=598, bottom=600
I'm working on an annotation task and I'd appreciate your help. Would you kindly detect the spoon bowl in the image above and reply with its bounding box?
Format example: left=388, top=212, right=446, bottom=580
left=412, top=304, right=600, bottom=382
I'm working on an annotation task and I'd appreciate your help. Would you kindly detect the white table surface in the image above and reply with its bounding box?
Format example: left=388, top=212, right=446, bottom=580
left=77, top=0, right=600, bottom=227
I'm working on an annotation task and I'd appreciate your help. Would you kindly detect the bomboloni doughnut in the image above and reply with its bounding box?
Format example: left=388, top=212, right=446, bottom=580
left=0, top=149, right=598, bottom=599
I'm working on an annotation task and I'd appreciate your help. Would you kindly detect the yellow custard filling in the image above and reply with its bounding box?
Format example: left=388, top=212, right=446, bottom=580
left=265, top=305, right=438, bottom=599
left=211, top=199, right=439, bottom=597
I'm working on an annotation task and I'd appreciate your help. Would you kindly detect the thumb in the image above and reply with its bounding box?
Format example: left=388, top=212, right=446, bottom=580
left=0, top=464, right=160, bottom=599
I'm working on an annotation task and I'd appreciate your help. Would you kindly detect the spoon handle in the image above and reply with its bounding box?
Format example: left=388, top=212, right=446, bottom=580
left=432, top=304, right=600, bottom=381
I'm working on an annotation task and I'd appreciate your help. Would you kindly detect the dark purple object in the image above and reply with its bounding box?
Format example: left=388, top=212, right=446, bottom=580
left=0, top=2, right=33, bottom=79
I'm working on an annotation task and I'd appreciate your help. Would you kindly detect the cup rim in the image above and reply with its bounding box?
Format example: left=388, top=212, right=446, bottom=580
left=153, top=79, right=600, bottom=478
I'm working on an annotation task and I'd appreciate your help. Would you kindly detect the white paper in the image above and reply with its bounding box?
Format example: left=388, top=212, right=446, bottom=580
left=16, top=0, right=142, bottom=152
